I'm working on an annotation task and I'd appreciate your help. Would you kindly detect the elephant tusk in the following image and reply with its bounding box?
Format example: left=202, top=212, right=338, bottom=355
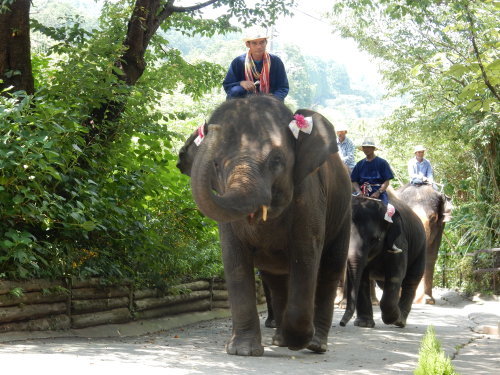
left=262, top=205, right=268, bottom=222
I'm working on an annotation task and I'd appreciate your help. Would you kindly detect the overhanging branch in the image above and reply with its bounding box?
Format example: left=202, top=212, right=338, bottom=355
left=465, top=5, right=500, bottom=102
left=171, top=0, right=220, bottom=13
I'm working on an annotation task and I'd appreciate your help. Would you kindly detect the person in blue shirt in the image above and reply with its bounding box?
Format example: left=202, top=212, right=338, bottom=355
left=408, top=145, right=434, bottom=185
left=351, top=138, right=394, bottom=206
left=222, top=29, right=289, bottom=101
left=352, top=137, right=402, bottom=253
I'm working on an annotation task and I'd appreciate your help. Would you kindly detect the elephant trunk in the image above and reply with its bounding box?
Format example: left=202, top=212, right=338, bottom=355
left=340, top=229, right=364, bottom=326
left=190, top=125, right=270, bottom=223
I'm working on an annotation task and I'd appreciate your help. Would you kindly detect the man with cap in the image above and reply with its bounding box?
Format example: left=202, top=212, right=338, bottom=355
left=336, top=124, right=356, bottom=173
left=222, top=28, right=289, bottom=101
left=352, top=137, right=402, bottom=253
left=351, top=137, right=394, bottom=206
left=408, top=145, right=434, bottom=185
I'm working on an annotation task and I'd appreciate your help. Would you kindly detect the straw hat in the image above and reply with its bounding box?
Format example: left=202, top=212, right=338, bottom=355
left=242, top=27, right=270, bottom=42
left=414, top=145, right=426, bottom=152
left=358, top=137, right=380, bottom=150
left=336, top=124, right=348, bottom=132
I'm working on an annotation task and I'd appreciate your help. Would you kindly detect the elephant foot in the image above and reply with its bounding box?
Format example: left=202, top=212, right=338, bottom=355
left=424, top=295, right=435, bottom=305
left=393, top=319, right=406, bottom=328
left=226, top=335, right=264, bottom=356
left=271, top=330, right=286, bottom=347
left=280, top=313, right=314, bottom=350
left=414, top=292, right=435, bottom=305
left=307, top=335, right=328, bottom=353
left=354, top=317, right=375, bottom=328
left=382, top=310, right=404, bottom=327
left=279, top=327, right=314, bottom=351
left=265, top=318, right=277, bottom=328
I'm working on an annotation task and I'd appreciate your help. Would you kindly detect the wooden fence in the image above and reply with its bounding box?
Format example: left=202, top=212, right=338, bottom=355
left=438, top=248, right=500, bottom=292
left=0, top=278, right=266, bottom=333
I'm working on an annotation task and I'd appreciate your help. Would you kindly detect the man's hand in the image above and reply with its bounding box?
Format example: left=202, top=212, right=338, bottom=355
left=240, top=80, right=256, bottom=92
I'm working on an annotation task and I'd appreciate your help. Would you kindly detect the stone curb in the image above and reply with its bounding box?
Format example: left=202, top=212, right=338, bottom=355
left=0, top=304, right=268, bottom=343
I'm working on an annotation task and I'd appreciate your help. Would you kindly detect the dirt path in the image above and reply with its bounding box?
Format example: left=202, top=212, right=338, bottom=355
left=0, top=289, right=498, bottom=375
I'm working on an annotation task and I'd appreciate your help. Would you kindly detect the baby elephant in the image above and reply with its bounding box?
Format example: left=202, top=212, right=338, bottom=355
left=340, top=193, right=426, bottom=328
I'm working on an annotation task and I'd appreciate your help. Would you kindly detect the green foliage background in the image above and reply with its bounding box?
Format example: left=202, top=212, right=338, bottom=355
left=330, top=0, right=499, bottom=293
left=0, top=0, right=498, bottom=293
left=0, top=0, right=225, bottom=286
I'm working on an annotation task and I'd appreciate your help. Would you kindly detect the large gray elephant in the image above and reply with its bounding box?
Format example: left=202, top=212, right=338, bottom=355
left=340, top=193, right=426, bottom=328
left=177, top=95, right=351, bottom=356
left=396, top=183, right=452, bottom=304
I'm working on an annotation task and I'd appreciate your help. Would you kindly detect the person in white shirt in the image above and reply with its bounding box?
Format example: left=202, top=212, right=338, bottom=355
left=408, top=145, right=433, bottom=185
left=336, top=124, right=356, bottom=173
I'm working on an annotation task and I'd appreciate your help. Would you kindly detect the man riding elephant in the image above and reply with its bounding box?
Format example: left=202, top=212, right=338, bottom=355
left=399, top=144, right=452, bottom=304
left=397, top=183, right=452, bottom=304
left=340, top=193, right=426, bottom=328
left=177, top=95, right=351, bottom=356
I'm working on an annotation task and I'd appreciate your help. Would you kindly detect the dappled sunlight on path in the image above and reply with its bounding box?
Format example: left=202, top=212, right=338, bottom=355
left=0, top=289, right=498, bottom=375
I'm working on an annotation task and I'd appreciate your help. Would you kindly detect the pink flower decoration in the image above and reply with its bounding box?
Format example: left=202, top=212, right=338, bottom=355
left=197, top=124, right=205, bottom=139
left=294, top=114, right=309, bottom=129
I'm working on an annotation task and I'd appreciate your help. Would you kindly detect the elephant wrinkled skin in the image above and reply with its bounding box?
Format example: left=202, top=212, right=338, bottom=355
left=340, top=194, right=426, bottom=328
left=177, top=95, right=351, bottom=356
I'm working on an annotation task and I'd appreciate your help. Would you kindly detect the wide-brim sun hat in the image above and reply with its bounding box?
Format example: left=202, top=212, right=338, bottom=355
left=242, top=26, right=270, bottom=42
left=336, top=124, right=348, bottom=132
left=358, top=137, right=380, bottom=150
left=414, top=145, right=426, bottom=152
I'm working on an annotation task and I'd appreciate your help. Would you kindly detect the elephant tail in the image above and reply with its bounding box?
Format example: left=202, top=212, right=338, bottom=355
left=340, top=310, right=354, bottom=327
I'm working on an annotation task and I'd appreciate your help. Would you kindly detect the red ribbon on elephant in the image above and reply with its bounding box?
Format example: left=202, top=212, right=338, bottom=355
left=194, top=124, right=205, bottom=146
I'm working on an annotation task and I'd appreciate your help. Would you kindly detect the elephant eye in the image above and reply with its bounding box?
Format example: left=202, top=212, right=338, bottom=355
left=268, top=154, right=284, bottom=172
left=212, top=159, right=222, bottom=172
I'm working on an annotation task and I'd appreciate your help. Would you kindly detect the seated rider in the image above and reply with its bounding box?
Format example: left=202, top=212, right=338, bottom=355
left=408, top=145, right=433, bottom=185
left=351, top=138, right=393, bottom=206
left=351, top=138, right=402, bottom=254
left=222, top=27, right=289, bottom=101
left=336, top=124, right=356, bottom=173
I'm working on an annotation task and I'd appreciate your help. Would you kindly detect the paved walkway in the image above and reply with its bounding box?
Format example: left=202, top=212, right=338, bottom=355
left=0, top=289, right=498, bottom=375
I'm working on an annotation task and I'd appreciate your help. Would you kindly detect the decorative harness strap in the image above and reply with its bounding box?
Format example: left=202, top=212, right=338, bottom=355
left=361, top=182, right=381, bottom=195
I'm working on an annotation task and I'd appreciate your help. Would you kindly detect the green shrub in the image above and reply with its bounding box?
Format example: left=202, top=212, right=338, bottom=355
left=415, top=326, right=458, bottom=375
left=0, top=13, right=223, bottom=286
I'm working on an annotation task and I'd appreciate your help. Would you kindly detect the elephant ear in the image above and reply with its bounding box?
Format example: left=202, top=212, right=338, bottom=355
left=177, top=122, right=208, bottom=176
left=292, top=109, right=339, bottom=185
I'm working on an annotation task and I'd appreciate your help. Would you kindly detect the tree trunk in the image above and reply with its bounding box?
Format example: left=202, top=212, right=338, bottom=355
left=0, top=0, right=34, bottom=95
left=85, top=0, right=175, bottom=143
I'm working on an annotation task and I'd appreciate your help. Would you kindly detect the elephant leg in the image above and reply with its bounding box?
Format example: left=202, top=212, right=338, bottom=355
left=259, top=273, right=288, bottom=346
left=399, top=252, right=425, bottom=326
left=280, top=209, right=326, bottom=351
left=370, top=279, right=379, bottom=305
left=340, top=253, right=368, bottom=327
left=308, top=237, right=348, bottom=353
left=379, top=255, right=406, bottom=327
left=334, top=271, right=346, bottom=307
left=354, top=271, right=375, bottom=328
left=220, top=225, right=263, bottom=356
left=424, top=230, right=442, bottom=304
left=399, top=276, right=422, bottom=327
left=260, top=277, right=276, bottom=328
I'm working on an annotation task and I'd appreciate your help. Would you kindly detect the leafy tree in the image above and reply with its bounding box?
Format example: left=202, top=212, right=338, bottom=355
left=329, top=0, right=499, bottom=290
left=0, top=0, right=296, bottom=284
